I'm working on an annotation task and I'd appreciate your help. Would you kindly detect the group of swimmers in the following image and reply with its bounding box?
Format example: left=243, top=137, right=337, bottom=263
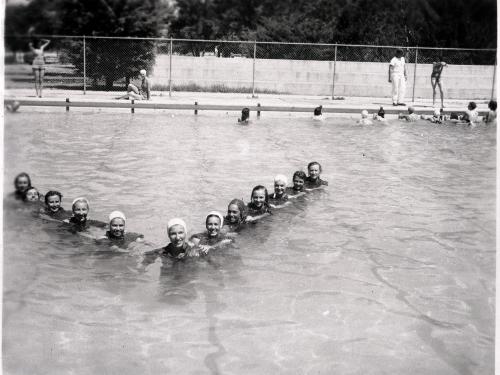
left=9, top=162, right=328, bottom=259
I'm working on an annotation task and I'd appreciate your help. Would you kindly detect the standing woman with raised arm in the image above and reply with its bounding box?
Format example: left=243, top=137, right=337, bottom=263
left=431, top=55, right=447, bottom=108
left=29, top=36, right=50, bottom=98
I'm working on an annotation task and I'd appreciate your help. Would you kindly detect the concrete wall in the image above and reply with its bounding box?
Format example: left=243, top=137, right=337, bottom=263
left=151, top=54, right=496, bottom=99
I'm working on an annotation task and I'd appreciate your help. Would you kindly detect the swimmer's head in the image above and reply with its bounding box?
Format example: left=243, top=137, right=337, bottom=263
left=45, top=190, right=63, bottom=212
left=109, top=211, right=126, bottom=238
left=227, top=199, right=246, bottom=224
left=433, top=108, right=440, bottom=117
left=408, top=107, right=415, bottom=114
left=361, top=110, right=369, bottom=118
left=241, top=107, right=250, bottom=122
left=167, top=218, right=187, bottom=247
left=14, top=172, right=32, bottom=193
left=24, top=187, right=40, bottom=202
left=72, top=197, right=89, bottom=221
left=468, top=101, right=477, bottom=110
left=274, top=174, right=288, bottom=196
left=251, top=185, right=269, bottom=208
left=488, top=100, right=497, bottom=111
left=139, top=69, right=147, bottom=77
left=378, top=106, right=385, bottom=118
left=314, top=105, right=323, bottom=116
left=206, top=211, right=224, bottom=237
left=307, top=161, right=322, bottom=179
left=292, top=170, right=307, bottom=191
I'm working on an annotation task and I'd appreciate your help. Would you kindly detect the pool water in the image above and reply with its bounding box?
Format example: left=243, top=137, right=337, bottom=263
left=3, top=110, right=496, bottom=374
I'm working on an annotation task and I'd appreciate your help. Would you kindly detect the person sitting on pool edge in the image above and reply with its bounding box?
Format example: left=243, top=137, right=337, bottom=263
left=398, top=106, right=419, bottom=122
left=11, top=172, right=33, bottom=200
left=96, top=211, right=144, bottom=250
left=269, top=174, right=290, bottom=208
left=246, top=185, right=272, bottom=222
left=224, top=199, right=247, bottom=233
left=40, top=190, right=72, bottom=221
left=238, top=108, right=250, bottom=123
left=115, top=69, right=151, bottom=100
left=190, top=211, right=232, bottom=254
left=358, top=110, right=373, bottom=125
left=63, top=197, right=107, bottom=235
left=305, top=161, right=328, bottom=189
left=285, top=171, right=307, bottom=198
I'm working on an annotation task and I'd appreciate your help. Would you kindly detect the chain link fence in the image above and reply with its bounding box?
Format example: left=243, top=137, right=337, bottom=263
left=4, top=35, right=497, bottom=100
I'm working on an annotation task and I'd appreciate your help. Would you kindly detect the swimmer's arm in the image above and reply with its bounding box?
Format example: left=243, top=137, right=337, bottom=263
left=269, top=201, right=292, bottom=209
left=287, top=191, right=306, bottom=199
left=245, top=212, right=271, bottom=222
left=40, top=39, right=50, bottom=49
left=39, top=213, right=62, bottom=223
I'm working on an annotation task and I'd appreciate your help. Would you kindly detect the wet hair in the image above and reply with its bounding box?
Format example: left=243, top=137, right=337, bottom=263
left=314, top=105, right=323, bottom=116
left=14, top=172, right=32, bottom=191
left=488, top=100, right=497, bottom=111
left=23, top=187, right=40, bottom=201
left=44, top=190, right=63, bottom=205
left=307, top=161, right=322, bottom=173
left=240, top=108, right=250, bottom=122
left=250, top=185, right=269, bottom=204
left=293, top=170, right=307, bottom=181
left=408, top=107, right=415, bottom=114
left=227, top=198, right=247, bottom=222
left=468, top=101, right=477, bottom=110
left=377, top=107, right=385, bottom=118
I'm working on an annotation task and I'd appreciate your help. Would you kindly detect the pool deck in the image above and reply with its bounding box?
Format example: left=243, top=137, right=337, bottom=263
left=4, top=88, right=492, bottom=116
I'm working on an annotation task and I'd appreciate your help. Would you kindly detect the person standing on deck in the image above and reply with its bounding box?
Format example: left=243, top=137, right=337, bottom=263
left=388, top=48, right=407, bottom=106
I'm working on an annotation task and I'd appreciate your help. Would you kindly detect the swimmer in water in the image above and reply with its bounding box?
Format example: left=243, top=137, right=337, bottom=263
left=313, top=105, right=324, bottom=120
left=142, top=218, right=196, bottom=262
left=398, top=106, right=419, bottom=122
left=268, top=174, right=290, bottom=208
left=63, top=197, right=107, bottom=235
left=12, top=172, right=32, bottom=200
left=96, top=211, right=144, bottom=251
left=304, top=161, right=328, bottom=189
left=357, top=110, right=373, bottom=125
left=246, top=185, right=272, bottom=222
left=238, top=107, right=250, bottom=123
left=24, top=187, right=41, bottom=203
left=224, top=199, right=247, bottom=233
left=285, top=171, right=307, bottom=198
left=190, top=211, right=232, bottom=254
left=420, top=108, right=443, bottom=123
left=373, top=106, right=386, bottom=121
left=40, top=190, right=71, bottom=221
left=483, top=100, right=497, bottom=124
left=462, top=101, right=479, bottom=127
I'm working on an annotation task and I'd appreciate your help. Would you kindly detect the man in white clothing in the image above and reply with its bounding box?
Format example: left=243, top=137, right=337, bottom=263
left=388, top=49, right=407, bottom=106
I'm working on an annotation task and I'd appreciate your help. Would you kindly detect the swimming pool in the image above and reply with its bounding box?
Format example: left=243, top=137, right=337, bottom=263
left=3, top=111, right=496, bottom=374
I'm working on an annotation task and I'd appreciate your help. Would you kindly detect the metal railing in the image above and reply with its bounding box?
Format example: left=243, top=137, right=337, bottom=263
left=4, top=35, right=497, bottom=101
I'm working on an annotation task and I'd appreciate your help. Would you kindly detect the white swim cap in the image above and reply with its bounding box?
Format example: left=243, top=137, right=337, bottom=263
left=109, top=210, right=126, bottom=223
left=139, top=69, right=147, bottom=75
left=167, top=218, right=187, bottom=233
left=72, top=197, right=89, bottom=208
left=206, top=211, right=224, bottom=228
left=274, top=174, right=288, bottom=185
left=361, top=110, right=369, bottom=118
left=433, top=108, right=440, bottom=116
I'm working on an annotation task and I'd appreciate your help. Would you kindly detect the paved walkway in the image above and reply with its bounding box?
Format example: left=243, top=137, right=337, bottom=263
left=4, top=88, right=491, bottom=115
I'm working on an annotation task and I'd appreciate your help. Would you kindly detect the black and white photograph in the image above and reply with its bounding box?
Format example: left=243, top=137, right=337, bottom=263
left=2, top=0, right=497, bottom=373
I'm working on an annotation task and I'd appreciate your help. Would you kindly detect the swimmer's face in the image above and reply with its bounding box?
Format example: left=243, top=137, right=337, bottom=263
left=110, top=218, right=125, bottom=237
left=16, top=176, right=30, bottom=192
left=227, top=204, right=241, bottom=223
left=168, top=224, right=186, bottom=247
left=308, top=164, right=321, bottom=180
left=73, top=201, right=89, bottom=221
left=206, top=216, right=221, bottom=237
left=25, top=189, right=39, bottom=202
left=251, top=189, right=266, bottom=208
left=46, top=194, right=61, bottom=212
left=274, top=180, right=286, bottom=196
left=293, top=176, right=305, bottom=190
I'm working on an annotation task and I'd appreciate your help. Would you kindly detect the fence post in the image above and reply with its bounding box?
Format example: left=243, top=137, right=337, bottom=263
left=412, top=47, right=418, bottom=104
left=83, top=36, right=86, bottom=95
left=252, top=40, right=257, bottom=98
left=331, top=44, right=337, bottom=100
left=169, top=37, right=173, bottom=97
left=491, top=55, right=497, bottom=100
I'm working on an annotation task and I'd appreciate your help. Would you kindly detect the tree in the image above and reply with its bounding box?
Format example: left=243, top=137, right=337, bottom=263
left=56, top=0, right=172, bottom=89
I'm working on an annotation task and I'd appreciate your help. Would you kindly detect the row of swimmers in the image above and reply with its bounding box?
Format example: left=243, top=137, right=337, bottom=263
left=9, top=162, right=328, bottom=258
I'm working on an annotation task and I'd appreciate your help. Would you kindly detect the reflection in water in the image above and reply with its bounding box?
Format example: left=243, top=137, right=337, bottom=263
left=3, top=112, right=495, bottom=374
